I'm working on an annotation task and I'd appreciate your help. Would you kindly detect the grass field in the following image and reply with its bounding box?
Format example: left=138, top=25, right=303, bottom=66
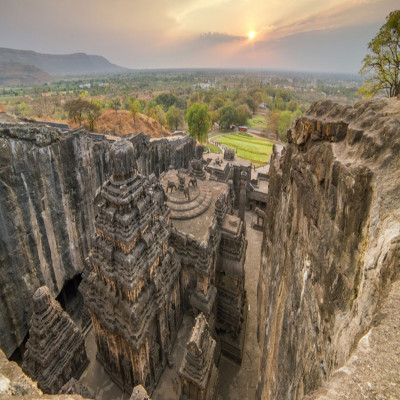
left=211, top=132, right=273, bottom=165
left=205, top=143, right=221, bottom=153
left=247, top=114, right=268, bottom=130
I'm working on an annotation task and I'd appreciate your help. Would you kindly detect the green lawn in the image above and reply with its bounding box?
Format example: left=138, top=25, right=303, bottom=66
left=212, top=133, right=273, bottom=165
left=247, top=114, right=268, bottom=130
left=206, top=143, right=221, bottom=154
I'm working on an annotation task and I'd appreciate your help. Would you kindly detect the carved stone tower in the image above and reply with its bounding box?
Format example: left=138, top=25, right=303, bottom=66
left=179, top=313, right=219, bottom=400
left=22, top=286, right=88, bottom=394
left=81, top=139, right=182, bottom=394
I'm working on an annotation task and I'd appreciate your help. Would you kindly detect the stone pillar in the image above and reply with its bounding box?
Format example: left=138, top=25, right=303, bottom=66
left=238, top=170, right=247, bottom=221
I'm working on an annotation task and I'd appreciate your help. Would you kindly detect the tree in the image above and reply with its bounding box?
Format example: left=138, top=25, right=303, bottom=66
left=186, top=102, right=211, bottom=143
left=360, top=10, right=400, bottom=97
left=219, top=104, right=239, bottom=130
left=153, top=105, right=166, bottom=134
left=129, top=100, right=141, bottom=126
left=236, top=104, right=251, bottom=126
left=166, top=105, right=184, bottom=131
left=65, top=98, right=88, bottom=125
left=85, top=101, right=101, bottom=132
left=154, top=93, right=179, bottom=111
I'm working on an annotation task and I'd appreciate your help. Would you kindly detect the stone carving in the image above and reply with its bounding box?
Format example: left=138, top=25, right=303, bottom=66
left=214, top=157, right=223, bottom=166
left=167, top=180, right=177, bottom=193
left=224, top=148, right=235, bottom=161
left=22, top=286, right=88, bottom=394
left=190, top=159, right=206, bottom=180
left=179, top=313, right=219, bottom=400
left=81, top=139, right=182, bottom=395
left=188, top=177, right=197, bottom=188
left=177, top=171, right=186, bottom=191
left=183, top=185, right=191, bottom=200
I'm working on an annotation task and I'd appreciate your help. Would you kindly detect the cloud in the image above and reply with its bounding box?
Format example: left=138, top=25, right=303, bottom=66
left=198, top=32, right=247, bottom=44
left=260, top=0, right=397, bottom=41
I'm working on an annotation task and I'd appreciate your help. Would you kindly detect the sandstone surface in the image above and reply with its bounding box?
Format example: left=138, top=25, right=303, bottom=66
left=257, top=98, right=400, bottom=399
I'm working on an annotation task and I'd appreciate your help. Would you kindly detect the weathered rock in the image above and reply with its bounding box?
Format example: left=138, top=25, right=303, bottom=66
left=0, top=347, right=86, bottom=399
left=60, top=378, right=94, bottom=398
left=0, top=126, right=109, bottom=358
left=0, top=122, right=195, bottom=359
left=130, top=384, right=151, bottom=400
left=257, top=98, right=400, bottom=399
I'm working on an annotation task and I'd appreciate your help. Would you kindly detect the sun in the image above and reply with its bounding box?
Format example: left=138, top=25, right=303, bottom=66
left=248, top=30, right=255, bottom=40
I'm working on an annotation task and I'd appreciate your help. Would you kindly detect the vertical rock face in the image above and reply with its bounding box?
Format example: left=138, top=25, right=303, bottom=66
left=22, top=286, right=88, bottom=394
left=0, top=122, right=195, bottom=359
left=0, top=125, right=109, bottom=358
left=257, top=99, right=400, bottom=399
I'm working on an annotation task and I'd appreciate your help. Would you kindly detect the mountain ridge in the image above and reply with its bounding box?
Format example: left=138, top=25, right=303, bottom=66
left=0, top=47, right=127, bottom=77
left=0, top=61, right=53, bottom=85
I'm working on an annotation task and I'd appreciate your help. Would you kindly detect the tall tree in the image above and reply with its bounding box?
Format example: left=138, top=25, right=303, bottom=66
left=186, top=102, right=211, bottom=143
left=85, top=101, right=102, bottom=132
left=65, top=98, right=88, bottom=125
left=166, top=105, right=184, bottom=131
left=359, top=10, right=400, bottom=97
left=219, top=104, right=239, bottom=130
left=129, top=100, right=141, bottom=127
left=236, top=104, right=251, bottom=126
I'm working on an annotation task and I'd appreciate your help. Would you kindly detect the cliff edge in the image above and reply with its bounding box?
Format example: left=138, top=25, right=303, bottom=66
left=257, top=98, right=400, bottom=399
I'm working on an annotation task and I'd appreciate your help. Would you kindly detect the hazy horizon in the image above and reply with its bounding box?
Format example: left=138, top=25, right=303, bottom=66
left=0, top=0, right=398, bottom=74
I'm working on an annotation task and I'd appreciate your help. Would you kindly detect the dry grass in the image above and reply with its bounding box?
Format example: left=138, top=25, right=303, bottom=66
left=90, top=109, right=171, bottom=138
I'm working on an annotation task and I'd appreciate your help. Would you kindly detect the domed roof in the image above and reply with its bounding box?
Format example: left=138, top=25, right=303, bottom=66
left=109, top=139, right=137, bottom=180
left=33, top=286, right=53, bottom=313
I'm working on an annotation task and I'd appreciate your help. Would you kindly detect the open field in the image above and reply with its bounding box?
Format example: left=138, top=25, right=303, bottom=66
left=211, top=132, right=273, bottom=165
left=247, top=113, right=268, bottom=130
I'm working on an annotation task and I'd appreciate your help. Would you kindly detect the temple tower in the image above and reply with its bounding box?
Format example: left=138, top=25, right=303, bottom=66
left=81, top=139, right=182, bottom=394
left=179, top=313, right=219, bottom=400
left=22, top=286, right=88, bottom=394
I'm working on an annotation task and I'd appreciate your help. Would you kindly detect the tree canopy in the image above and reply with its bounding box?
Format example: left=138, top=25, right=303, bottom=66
left=219, top=104, right=238, bottom=130
left=360, top=10, right=400, bottom=97
left=166, top=105, right=184, bottom=131
left=186, top=102, right=211, bottom=143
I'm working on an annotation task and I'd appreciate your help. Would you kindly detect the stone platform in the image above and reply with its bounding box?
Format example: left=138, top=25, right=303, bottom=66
left=165, top=184, right=213, bottom=220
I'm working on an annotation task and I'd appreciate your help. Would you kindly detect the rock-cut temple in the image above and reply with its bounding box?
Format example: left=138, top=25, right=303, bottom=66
left=81, top=139, right=248, bottom=394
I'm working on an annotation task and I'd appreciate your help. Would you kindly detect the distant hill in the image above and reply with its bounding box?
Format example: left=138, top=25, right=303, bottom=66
left=0, top=48, right=126, bottom=76
left=0, top=61, right=53, bottom=86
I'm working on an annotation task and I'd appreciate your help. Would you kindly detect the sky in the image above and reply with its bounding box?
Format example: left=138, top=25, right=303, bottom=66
left=0, top=0, right=398, bottom=73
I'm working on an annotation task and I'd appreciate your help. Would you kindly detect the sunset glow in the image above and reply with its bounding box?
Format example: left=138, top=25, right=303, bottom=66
left=0, top=0, right=398, bottom=72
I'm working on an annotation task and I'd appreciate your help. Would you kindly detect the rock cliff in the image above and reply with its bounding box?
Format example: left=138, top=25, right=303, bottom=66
left=256, top=98, right=400, bottom=399
left=0, top=121, right=195, bottom=358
